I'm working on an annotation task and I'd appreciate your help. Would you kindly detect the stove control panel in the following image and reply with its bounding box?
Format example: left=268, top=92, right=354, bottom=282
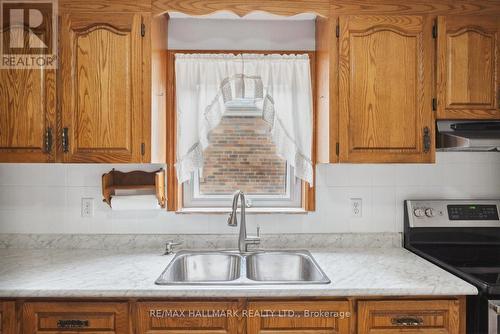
left=406, top=200, right=500, bottom=227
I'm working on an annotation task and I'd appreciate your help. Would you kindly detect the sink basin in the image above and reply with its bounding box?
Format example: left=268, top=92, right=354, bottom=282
left=155, top=250, right=330, bottom=285
left=246, top=251, right=330, bottom=284
left=155, top=251, right=241, bottom=284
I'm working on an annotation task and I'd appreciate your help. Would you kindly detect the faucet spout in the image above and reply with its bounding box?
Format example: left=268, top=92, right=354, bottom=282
left=227, top=190, right=260, bottom=253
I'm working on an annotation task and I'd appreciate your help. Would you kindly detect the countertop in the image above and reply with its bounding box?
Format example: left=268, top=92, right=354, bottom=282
left=0, top=248, right=478, bottom=298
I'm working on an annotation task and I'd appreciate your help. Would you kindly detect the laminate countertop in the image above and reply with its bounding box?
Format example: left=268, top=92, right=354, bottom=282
left=0, top=248, right=478, bottom=298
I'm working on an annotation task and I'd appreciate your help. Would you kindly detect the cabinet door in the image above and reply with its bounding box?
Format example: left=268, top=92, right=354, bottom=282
left=60, top=13, right=146, bottom=162
left=136, top=301, right=242, bottom=333
left=0, top=25, right=56, bottom=162
left=358, top=300, right=461, bottom=334
left=247, top=300, right=350, bottom=334
left=0, top=302, right=16, bottom=334
left=338, top=16, right=434, bottom=163
left=437, top=16, right=499, bottom=119
left=22, top=302, right=129, bottom=333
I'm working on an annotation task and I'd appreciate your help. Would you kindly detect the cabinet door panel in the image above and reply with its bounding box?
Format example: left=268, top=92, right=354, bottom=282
left=60, top=13, right=144, bottom=162
left=22, top=302, right=129, bottom=334
left=358, top=299, right=461, bottom=334
left=437, top=16, right=499, bottom=119
left=247, top=301, right=350, bottom=334
left=0, top=302, right=16, bottom=334
left=0, top=33, right=56, bottom=162
left=339, top=15, right=433, bottom=162
left=136, top=301, right=242, bottom=334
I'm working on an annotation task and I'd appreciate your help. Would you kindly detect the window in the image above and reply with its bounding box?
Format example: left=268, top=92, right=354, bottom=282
left=168, top=51, right=315, bottom=212
left=182, top=101, right=302, bottom=209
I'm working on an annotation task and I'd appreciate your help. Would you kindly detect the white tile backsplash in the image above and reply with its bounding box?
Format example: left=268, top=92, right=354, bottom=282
left=0, top=152, right=499, bottom=234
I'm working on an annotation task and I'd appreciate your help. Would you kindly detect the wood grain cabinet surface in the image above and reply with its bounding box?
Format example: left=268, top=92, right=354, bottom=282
left=0, top=54, right=56, bottom=162
left=436, top=16, right=500, bottom=120
left=357, top=299, right=461, bottom=334
left=338, top=15, right=434, bottom=163
left=59, top=12, right=148, bottom=163
left=247, top=300, right=351, bottom=334
left=21, top=302, right=130, bottom=334
left=0, top=302, right=16, bottom=334
left=136, top=301, right=242, bottom=334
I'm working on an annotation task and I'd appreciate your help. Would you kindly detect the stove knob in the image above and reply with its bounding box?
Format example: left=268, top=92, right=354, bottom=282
left=413, top=208, right=425, bottom=218
left=425, top=208, right=435, bottom=217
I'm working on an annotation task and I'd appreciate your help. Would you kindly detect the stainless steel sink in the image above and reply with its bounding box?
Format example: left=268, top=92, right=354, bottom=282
left=246, top=251, right=330, bottom=284
left=155, top=250, right=330, bottom=285
left=155, top=251, right=241, bottom=284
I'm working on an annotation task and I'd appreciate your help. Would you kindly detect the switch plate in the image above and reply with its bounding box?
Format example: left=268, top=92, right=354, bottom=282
left=351, top=198, right=362, bottom=217
left=81, top=198, right=94, bottom=217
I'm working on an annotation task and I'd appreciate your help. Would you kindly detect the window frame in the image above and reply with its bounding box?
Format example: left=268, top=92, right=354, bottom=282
left=165, top=49, right=316, bottom=213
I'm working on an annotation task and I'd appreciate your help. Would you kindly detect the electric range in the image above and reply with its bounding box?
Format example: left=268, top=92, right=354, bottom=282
left=404, top=200, right=500, bottom=334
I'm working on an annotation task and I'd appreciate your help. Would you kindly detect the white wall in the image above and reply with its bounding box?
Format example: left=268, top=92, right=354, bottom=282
left=0, top=152, right=499, bottom=235
left=168, top=18, right=316, bottom=51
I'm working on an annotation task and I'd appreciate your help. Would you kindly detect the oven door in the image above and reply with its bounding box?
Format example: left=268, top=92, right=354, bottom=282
left=490, top=300, right=500, bottom=334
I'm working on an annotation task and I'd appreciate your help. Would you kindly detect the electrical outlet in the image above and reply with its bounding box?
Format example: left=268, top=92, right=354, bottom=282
left=351, top=198, right=362, bottom=217
left=81, top=198, right=94, bottom=217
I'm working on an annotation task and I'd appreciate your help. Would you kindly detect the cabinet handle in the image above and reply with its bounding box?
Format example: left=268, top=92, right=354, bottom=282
left=391, top=316, right=424, bottom=326
left=62, top=127, right=69, bottom=153
left=44, top=127, right=53, bottom=153
left=423, top=127, right=431, bottom=153
left=57, top=319, right=89, bottom=328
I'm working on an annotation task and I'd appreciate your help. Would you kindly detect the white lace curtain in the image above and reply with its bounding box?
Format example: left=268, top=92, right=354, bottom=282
left=175, top=53, right=313, bottom=185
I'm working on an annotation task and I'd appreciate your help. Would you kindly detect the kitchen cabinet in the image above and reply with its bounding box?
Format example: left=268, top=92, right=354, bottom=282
left=357, top=299, right=461, bottom=334
left=0, top=302, right=15, bottom=334
left=0, top=65, right=56, bottom=162
left=338, top=15, right=434, bottom=163
left=436, top=16, right=500, bottom=120
left=136, top=301, right=242, bottom=333
left=247, top=301, right=351, bottom=334
left=59, top=12, right=149, bottom=163
left=22, top=302, right=129, bottom=333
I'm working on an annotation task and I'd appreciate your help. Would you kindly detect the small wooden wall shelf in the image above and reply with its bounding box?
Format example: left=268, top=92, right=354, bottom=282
left=102, top=169, right=166, bottom=208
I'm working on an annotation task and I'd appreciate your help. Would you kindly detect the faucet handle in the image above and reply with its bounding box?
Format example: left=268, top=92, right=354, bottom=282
left=164, top=240, right=182, bottom=255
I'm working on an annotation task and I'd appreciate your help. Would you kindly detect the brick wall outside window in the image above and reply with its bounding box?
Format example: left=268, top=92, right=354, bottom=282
left=199, top=116, right=287, bottom=195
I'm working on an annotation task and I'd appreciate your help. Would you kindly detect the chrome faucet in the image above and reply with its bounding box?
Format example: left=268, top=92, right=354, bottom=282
left=227, top=190, right=261, bottom=253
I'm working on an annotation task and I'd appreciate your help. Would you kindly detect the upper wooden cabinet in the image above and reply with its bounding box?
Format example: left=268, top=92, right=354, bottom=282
left=0, top=36, right=56, bottom=162
left=338, top=15, right=434, bottom=163
left=436, top=16, right=500, bottom=120
left=59, top=13, right=149, bottom=163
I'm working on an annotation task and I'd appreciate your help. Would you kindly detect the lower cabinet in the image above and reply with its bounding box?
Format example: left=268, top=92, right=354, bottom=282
left=247, top=300, right=351, bottom=334
left=0, top=302, right=15, bottom=334
left=357, top=299, right=461, bottom=334
left=8, top=298, right=464, bottom=334
left=136, top=301, right=242, bottom=334
left=21, top=302, right=130, bottom=333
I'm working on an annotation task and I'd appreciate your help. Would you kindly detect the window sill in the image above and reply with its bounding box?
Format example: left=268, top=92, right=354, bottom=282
left=176, top=207, right=308, bottom=214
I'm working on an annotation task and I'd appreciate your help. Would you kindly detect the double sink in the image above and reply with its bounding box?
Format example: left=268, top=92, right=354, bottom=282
left=155, top=250, right=330, bottom=285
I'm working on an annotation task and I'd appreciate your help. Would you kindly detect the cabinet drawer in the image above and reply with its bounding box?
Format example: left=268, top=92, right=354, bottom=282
left=358, top=300, right=460, bottom=334
left=136, top=301, right=241, bottom=334
left=22, top=302, right=129, bottom=333
left=0, top=302, right=16, bottom=334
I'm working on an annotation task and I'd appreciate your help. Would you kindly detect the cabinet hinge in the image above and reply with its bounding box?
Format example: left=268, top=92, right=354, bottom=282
left=62, top=127, right=69, bottom=153
left=423, top=127, right=431, bottom=153
left=335, top=142, right=339, bottom=156
left=141, top=143, right=145, bottom=156
left=335, top=24, right=339, bottom=38
left=432, top=98, right=437, bottom=111
left=44, top=127, right=53, bottom=153
left=432, top=23, right=437, bottom=38
left=141, top=23, right=145, bottom=37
